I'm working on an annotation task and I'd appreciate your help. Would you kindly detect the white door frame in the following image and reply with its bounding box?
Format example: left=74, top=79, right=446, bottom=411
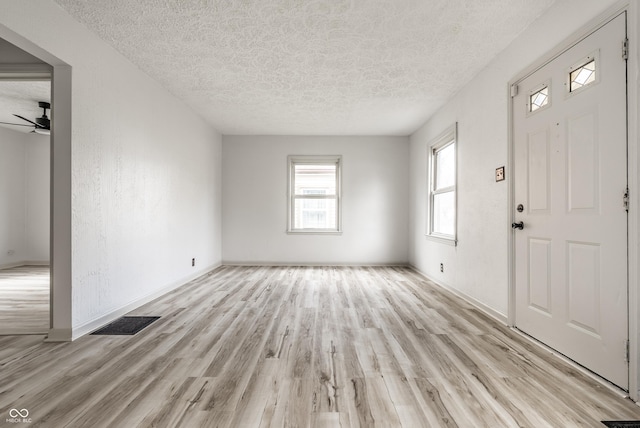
left=0, top=23, right=74, bottom=342
left=507, top=0, right=639, bottom=400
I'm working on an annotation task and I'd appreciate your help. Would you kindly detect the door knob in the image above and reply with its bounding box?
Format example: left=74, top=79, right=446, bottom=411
left=511, top=221, right=524, bottom=230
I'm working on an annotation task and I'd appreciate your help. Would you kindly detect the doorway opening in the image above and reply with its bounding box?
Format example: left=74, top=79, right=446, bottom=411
left=0, top=37, right=52, bottom=335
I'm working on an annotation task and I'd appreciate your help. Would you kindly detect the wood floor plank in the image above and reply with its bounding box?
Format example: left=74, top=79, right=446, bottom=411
left=0, top=265, right=49, bottom=334
left=409, top=377, right=460, bottom=427
left=363, top=376, right=402, bottom=426
left=1, top=265, right=640, bottom=427
left=382, top=375, right=432, bottom=427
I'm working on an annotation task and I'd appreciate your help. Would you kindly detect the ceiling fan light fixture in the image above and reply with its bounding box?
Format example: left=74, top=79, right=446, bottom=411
left=36, top=101, right=50, bottom=129
left=36, top=117, right=50, bottom=128
left=8, top=101, right=51, bottom=134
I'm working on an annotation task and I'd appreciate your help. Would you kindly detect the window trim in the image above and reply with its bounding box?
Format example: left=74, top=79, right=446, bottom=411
left=426, top=123, right=457, bottom=245
left=287, top=155, right=342, bottom=235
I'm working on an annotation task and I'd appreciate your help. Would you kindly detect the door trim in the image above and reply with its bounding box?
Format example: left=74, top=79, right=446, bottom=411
left=0, top=23, right=74, bottom=342
left=507, top=0, right=638, bottom=400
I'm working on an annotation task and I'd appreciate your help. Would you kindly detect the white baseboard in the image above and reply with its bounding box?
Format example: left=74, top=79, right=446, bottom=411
left=68, top=262, right=221, bottom=341
left=45, top=328, right=72, bottom=342
left=409, top=265, right=508, bottom=325
left=221, top=261, right=409, bottom=267
left=0, top=261, right=50, bottom=270
left=22, top=260, right=50, bottom=266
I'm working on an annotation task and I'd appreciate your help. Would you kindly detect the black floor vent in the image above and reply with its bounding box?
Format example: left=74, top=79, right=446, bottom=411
left=91, top=316, right=160, bottom=335
left=602, top=422, right=640, bottom=428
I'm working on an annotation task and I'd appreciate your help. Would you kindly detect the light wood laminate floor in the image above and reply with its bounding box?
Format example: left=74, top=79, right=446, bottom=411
left=1, top=265, right=639, bottom=427
left=0, top=265, right=49, bottom=335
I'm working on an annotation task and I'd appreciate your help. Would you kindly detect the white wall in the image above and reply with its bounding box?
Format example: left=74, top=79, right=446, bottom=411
left=0, top=0, right=223, bottom=338
left=409, top=0, right=620, bottom=319
left=223, top=136, right=409, bottom=265
left=0, top=128, right=49, bottom=267
left=0, top=127, right=27, bottom=267
left=24, top=133, right=50, bottom=263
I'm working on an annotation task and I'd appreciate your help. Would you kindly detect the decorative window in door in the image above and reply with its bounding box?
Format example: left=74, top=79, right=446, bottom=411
left=568, top=53, right=598, bottom=94
left=530, top=86, right=549, bottom=112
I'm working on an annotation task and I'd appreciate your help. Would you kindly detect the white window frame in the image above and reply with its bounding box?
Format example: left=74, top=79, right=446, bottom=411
left=427, top=123, right=457, bottom=245
left=287, top=155, right=342, bottom=234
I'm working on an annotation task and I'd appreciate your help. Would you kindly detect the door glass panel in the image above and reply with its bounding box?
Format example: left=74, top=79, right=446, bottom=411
left=570, top=59, right=596, bottom=92
left=530, top=86, right=549, bottom=112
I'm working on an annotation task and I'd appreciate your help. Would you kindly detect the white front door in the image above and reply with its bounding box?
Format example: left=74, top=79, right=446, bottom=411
left=513, top=12, right=628, bottom=389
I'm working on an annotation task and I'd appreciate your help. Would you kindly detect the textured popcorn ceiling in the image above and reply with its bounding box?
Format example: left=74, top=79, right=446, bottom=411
left=52, top=0, right=556, bottom=135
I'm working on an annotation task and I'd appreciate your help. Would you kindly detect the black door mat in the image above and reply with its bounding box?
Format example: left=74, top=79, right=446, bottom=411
left=603, top=422, right=640, bottom=428
left=91, top=316, right=160, bottom=335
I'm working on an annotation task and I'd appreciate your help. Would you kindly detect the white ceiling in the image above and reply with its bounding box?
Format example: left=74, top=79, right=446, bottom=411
left=44, top=1, right=556, bottom=135
left=0, top=81, right=51, bottom=134
left=0, top=38, right=51, bottom=134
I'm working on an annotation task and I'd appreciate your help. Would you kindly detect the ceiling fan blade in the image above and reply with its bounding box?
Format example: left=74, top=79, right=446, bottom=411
left=13, top=114, right=45, bottom=128
left=0, top=120, right=33, bottom=127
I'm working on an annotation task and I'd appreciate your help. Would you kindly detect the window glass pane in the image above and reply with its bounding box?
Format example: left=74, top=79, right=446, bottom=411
left=433, top=191, right=455, bottom=236
left=435, top=143, right=455, bottom=189
left=294, top=164, right=336, bottom=195
left=530, top=86, right=548, bottom=112
left=294, top=198, right=336, bottom=229
left=289, top=157, right=341, bottom=232
left=570, top=59, right=596, bottom=92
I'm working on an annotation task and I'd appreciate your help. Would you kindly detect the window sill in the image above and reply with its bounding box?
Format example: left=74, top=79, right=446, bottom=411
left=425, top=234, right=457, bottom=246
left=287, top=230, right=343, bottom=236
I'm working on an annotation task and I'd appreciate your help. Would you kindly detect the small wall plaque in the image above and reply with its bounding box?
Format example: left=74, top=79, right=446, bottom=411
left=495, top=166, right=505, bottom=182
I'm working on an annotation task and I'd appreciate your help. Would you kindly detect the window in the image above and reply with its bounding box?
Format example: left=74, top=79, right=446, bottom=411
left=527, top=81, right=551, bottom=115
left=428, top=124, right=457, bottom=243
left=569, top=59, right=596, bottom=92
left=529, top=86, right=549, bottom=112
left=567, top=52, right=598, bottom=96
left=288, top=156, right=341, bottom=233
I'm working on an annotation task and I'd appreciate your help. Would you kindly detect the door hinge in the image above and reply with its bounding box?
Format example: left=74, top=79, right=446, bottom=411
left=510, top=84, right=519, bottom=97
left=624, top=188, right=629, bottom=212
left=625, top=339, right=630, bottom=363
left=623, top=38, right=629, bottom=60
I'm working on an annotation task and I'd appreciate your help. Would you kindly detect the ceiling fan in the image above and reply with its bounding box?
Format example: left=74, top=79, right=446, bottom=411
left=0, top=101, right=51, bottom=135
